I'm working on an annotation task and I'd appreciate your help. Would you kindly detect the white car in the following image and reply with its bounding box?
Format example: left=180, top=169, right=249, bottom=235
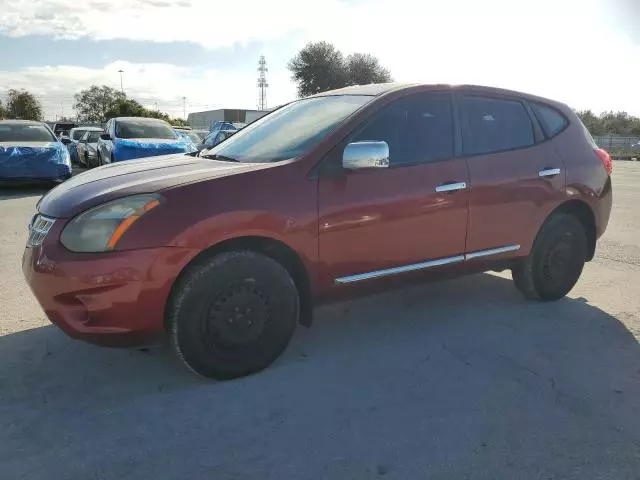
left=76, top=129, right=104, bottom=168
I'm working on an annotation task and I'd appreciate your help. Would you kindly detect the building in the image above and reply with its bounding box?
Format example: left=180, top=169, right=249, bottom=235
left=187, top=109, right=270, bottom=130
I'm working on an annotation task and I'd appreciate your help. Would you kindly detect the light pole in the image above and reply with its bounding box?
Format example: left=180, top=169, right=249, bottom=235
left=118, top=70, right=124, bottom=95
left=182, top=96, right=186, bottom=119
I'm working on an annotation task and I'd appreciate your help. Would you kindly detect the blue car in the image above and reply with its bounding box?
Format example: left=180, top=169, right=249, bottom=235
left=96, top=117, right=196, bottom=164
left=0, top=120, right=72, bottom=182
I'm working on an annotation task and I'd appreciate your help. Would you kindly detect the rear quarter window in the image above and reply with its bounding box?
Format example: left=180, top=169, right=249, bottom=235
left=531, top=102, right=568, bottom=138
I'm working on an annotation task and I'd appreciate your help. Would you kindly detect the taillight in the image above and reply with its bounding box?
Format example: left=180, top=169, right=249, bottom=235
left=595, top=148, right=613, bottom=176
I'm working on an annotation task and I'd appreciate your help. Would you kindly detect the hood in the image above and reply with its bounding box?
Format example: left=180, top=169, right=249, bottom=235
left=37, top=153, right=274, bottom=218
left=0, top=141, right=71, bottom=180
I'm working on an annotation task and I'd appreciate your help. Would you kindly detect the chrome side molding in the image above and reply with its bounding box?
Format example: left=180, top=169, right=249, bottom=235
left=334, top=244, right=520, bottom=285
left=464, top=244, right=521, bottom=260
left=335, top=255, right=465, bottom=284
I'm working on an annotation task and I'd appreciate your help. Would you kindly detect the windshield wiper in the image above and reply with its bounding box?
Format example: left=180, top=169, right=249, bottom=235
left=199, top=153, right=240, bottom=162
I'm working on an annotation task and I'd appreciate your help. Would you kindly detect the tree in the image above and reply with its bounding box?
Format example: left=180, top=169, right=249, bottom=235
left=0, top=100, right=5, bottom=119
left=6, top=89, right=43, bottom=120
left=74, top=85, right=125, bottom=122
left=576, top=110, right=640, bottom=136
left=288, top=41, right=348, bottom=97
left=345, top=53, right=392, bottom=86
left=104, top=98, right=147, bottom=119
left=288, top=42, right=392, bottom=98
left=169, top=117, right=189, bottom=127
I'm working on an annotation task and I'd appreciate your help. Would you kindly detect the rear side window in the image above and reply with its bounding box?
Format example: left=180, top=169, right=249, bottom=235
left=461, top=96, right=534, bottom=155
left=531, top=102, right=568, bottom=138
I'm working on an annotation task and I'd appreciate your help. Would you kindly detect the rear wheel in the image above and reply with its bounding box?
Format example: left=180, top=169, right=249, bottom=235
left=512, top=213, right=587, bottom=301
left=169, top=251, right=299, bottom=379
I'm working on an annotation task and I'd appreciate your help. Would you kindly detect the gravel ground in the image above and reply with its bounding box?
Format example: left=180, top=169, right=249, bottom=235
left=0, top=163, right=639, bottom=480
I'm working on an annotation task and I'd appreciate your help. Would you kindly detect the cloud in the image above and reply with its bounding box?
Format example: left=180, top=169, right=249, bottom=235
left=1, top=0, right=639, bottom=118
left=0, top=0, right=352, bottom=48
left=0, top=61, right=297, bottom=120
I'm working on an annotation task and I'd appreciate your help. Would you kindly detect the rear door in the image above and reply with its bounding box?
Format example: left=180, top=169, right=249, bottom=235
left=317, top=92, right=470, bottom=289
left=458, top=93, right=567, bottom=259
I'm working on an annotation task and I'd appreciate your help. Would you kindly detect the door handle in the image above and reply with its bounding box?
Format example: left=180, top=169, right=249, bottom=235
left=435, top=182, right=467, bottom=193
left=538, top=168, right=561, bottom=177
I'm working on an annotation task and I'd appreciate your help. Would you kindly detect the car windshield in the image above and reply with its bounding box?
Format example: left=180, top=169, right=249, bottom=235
left=0, top=124, right=56, bottom=142
left=115, top=120, right=177, bottom=140
left=71, top=129, right=86, bottom=140
left=201, top=95, right=373, bottom=162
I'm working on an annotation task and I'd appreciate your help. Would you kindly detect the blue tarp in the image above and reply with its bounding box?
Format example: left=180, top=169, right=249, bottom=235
left=112, top=138, right=196, bottom=162
left=0, top=142, right=72, bottom=180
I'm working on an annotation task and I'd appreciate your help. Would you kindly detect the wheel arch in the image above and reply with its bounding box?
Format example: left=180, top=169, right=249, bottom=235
left=164, top=235, right=314, bottom=331
left=545, top=199, right=597, bottom=261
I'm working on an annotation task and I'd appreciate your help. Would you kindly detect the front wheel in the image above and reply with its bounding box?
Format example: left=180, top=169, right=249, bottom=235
left=512, top=213, right=587, bottom=301
left=169, top=251, right=299, bottom=379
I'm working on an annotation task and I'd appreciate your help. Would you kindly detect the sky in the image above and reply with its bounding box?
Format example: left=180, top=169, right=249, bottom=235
left=0, top=0, right=639, bottom=121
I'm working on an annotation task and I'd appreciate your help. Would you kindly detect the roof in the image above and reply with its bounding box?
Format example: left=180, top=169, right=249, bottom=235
left=311, top=83, right=415, bottom=97
left=0, top=119, right=45, bottom=126
left=113, top=117, right=169, bottom=123
left=309, top=83, right=563, bottom=106
left=71, top=126, right=103, bottom=131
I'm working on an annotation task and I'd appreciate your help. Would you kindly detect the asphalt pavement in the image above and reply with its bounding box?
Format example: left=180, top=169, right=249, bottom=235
left=0, top=162, right=639, bottom=479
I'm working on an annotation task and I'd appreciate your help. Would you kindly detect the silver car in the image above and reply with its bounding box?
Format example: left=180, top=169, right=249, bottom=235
left=76, top=129, right=104, bottom=168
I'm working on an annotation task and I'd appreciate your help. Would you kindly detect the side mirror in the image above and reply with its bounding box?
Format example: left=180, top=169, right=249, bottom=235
left=100, top=133, right=111, bottom=141
left=342, top=141, right=390, bottom=171
left=60, top=137, right=72, bottom=145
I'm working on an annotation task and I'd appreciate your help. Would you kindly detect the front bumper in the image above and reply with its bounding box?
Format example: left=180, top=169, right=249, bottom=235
left=22, top=221, right=199, bottom=347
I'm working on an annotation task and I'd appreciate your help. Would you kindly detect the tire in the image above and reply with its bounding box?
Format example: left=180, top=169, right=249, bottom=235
left=512, top=213, right=587, bottom=301
left=169, top=251, right=299, bottom=379
left=96, top=152, right=102, bottom=167
left=84, top=153, right=89, bottom=168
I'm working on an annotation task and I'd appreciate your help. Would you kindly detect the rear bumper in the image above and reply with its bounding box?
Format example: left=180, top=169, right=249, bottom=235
left=22, top=227, right=199, bottom=347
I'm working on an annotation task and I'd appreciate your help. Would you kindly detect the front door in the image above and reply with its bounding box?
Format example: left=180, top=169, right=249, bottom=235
left=318, top=92, right=469, bottom=289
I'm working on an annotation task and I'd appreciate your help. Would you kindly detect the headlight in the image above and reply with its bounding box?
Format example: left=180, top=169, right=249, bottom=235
left=60, top=194, right=163, bottom=252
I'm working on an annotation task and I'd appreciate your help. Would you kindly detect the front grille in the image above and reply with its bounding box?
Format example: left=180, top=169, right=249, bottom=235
left=27, top=215, right=55, bottom=248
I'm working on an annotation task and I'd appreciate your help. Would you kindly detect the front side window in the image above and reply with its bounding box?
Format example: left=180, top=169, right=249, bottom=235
left=87, top=132, right=101, bottom=143
left=115, top=120, right=177, bottom=140
left=349, top=93, right=455, bottom=166
left=202, top=95, right=373, bottom=163
left=461, top=96, right=534, bottom=155
left=71, top=129, right=86, bottom=141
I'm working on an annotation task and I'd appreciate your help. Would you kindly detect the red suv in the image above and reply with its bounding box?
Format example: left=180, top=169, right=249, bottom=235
left=23, top=84, right=613, bottom=379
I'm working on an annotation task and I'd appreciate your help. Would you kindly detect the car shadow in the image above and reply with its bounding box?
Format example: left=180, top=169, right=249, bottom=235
left=1, top=273, right=639, bottom=479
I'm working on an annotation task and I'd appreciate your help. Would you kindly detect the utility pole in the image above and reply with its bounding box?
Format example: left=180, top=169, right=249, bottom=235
left=257, top=55, right=268, bottom=111
left=182, top=96, right=186, bottom=119
left=118, top=69, right=124, bottom=95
